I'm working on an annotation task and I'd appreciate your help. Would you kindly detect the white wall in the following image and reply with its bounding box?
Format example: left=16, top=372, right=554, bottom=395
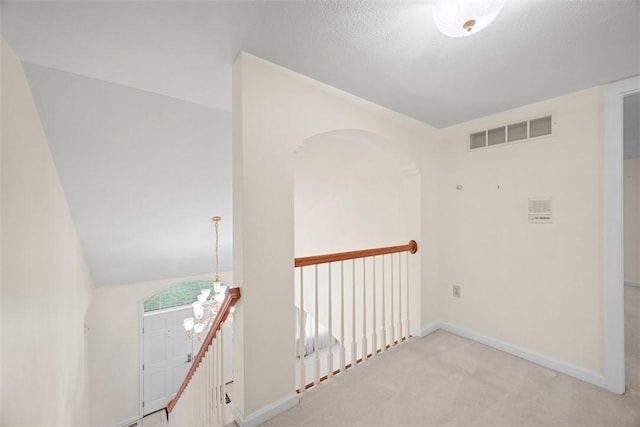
left=0, top=39, right=93, bottom=426
left=438, top=88, right=606, bottom=376
left=624, top=158, right=640, bottom=284
left=232, top=52, right=439, bottom=422
left=295, top=131, right=420, bottom=256
left=1, top=36, right=4, bottom=427
left=86, top=271, right=231, bottom=426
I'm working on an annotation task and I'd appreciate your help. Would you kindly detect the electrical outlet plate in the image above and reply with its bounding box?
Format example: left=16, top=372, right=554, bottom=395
left=453, top=285, right=461, bottom=298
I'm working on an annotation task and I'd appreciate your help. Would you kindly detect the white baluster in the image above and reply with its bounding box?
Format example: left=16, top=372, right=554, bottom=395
left=361, top=258, right=367, bottom=360
left=398, top=252, right=403, bottom=342
left=340, top=261, right=346, bottom=372
left=207, top=345, right=213, bottom=424
left=213, top=343, right=216, bottom=426
left=196, top=363, right=201, bottom=427
left=192, top=377, right=196, bottom=427
left=406, top=252, right=410, bottom=339
left=314, top=265, right=320, bottom=385
left=371, top=256, right=377, bottom=356
left=351, top=259, right=357, bottom=367
left=219, top=328, right=225, bottom=426
left=206, top=344, right=211, bottom=425
left=390, top=254, right=395, bottom=347
left=381, top=254, right=386, bottom=351
left=204, top=345, right=209, bottom=427
left=214, top=340, right=219, bottom=424
left=214, top=340, right=219, bottom=423
left=201, top=359, right=205, bottom=427
left=298, top=267, right=306, bottom=392
left=212, top=331, right=217, bottom=424
left=202, top=347, right=206, bottom=427
left=191, top=372, right=195, bottom=426
left=216, top=340, right=220, bottom=423
left=215, top=338, right=219, bottom=424
left=327, top=263, right=334, bottom=378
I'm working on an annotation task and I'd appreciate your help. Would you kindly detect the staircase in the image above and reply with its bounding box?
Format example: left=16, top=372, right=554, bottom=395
left=165, top=288, right=240, bottom=427
left=164, top=240, right=420, bottom=426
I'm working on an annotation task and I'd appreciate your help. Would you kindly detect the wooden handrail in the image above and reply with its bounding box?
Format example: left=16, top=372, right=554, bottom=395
left=294, top=240, right=418, bottom=268
left=166, top=287, right=241, bottom=414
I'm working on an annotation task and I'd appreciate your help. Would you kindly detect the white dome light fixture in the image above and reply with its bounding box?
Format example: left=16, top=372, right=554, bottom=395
left=434, top=0, right=505, bottom=38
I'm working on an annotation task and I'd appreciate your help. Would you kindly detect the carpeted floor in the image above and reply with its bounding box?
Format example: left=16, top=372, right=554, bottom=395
left=263, top=326, right=640, bottom=426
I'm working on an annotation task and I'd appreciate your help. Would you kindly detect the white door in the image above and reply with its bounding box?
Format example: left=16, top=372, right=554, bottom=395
left=143, top=306, right=200, bottom=415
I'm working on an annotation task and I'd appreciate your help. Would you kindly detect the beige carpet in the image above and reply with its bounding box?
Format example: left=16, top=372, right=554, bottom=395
left=263, top=327, right=640, bottom=426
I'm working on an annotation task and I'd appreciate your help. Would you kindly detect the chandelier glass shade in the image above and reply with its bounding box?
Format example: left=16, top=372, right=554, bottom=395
left=183, top=216, right=228, bottom=341
left=434, top=0, right=505, bottom=38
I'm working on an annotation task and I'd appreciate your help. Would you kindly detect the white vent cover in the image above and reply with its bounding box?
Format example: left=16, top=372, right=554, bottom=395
left=530, top=116, right=553, bottom=138
left=470, top=115, right=553, bottom=150
left=528, top=197, right=552, bottom=223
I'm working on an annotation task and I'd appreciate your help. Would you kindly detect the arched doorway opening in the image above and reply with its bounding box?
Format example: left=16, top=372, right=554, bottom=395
left=293, top=129, right=421, bottom=385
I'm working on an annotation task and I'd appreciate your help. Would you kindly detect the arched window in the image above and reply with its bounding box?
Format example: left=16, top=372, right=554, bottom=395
left=143, top=279, right=214, bottom=312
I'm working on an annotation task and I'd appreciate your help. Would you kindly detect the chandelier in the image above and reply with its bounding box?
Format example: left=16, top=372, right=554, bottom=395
left=183, top=216, right=228, bottom=341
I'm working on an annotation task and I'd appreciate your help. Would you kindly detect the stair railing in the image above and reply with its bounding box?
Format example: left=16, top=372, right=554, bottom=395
left=294, top=240, right=418, bottom=391
left=166, top=287, right=241, bottom=426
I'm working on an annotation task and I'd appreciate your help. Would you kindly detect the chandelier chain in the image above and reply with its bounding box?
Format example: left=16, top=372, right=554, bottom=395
left=213, top=216, right=221, bottom=282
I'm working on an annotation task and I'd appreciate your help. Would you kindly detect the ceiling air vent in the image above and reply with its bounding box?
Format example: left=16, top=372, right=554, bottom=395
left=469, top=115, right=554, bottom=151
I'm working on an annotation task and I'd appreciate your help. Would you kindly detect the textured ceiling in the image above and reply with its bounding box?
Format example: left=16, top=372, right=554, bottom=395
left=3, top=1, right=639, bottom=127
left=1, top=1, right=639, bottom=286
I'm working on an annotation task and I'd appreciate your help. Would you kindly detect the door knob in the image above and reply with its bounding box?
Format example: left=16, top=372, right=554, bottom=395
left=186, top=353, right=192, bottom=363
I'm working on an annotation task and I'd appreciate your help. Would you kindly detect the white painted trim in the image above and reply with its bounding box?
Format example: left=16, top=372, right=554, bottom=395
left=437, top=322, right=605, bottom=388
left=411, top=321, right=443, bottom=338
left=137, top=301, right=144, bottom=419
left=604, top=76, right=640, bottom=394
left=232, top=393, right=299, bottom=427
left=625, top=281, right=640, bottom=288
left=143, top=302, right=194, bottom=317
left=114, top=414, right=140, bottom=427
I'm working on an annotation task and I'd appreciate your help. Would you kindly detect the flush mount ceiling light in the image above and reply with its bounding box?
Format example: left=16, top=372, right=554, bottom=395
left=434, top=0, right=505, bottom=38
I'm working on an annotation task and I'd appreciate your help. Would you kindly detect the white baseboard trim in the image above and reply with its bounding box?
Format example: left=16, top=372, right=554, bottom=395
left=411, top=322, right=443, bottom=338
left=232, top=393, right=299, bottom=427
left=115, top=414, right=141, bottom=427
left=625, top=281, right=640, bottom=288
left=436, top=321, right=606, bottom=388
left=414, top=321, right=605, bottom=389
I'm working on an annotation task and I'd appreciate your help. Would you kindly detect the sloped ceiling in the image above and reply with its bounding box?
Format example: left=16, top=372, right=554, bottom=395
left=1, top=1, right=639, bottom=286
left=23, top=63, right=232, bottom=286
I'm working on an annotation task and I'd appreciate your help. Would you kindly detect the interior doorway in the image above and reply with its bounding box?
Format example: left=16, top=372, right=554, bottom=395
left=605, top=76, right=640, bottom=394
left=623, top=92, right=640, bottom=392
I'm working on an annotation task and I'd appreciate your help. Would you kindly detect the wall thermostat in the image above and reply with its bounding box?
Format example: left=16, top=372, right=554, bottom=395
left=528, top=197, right=552, bottom=223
